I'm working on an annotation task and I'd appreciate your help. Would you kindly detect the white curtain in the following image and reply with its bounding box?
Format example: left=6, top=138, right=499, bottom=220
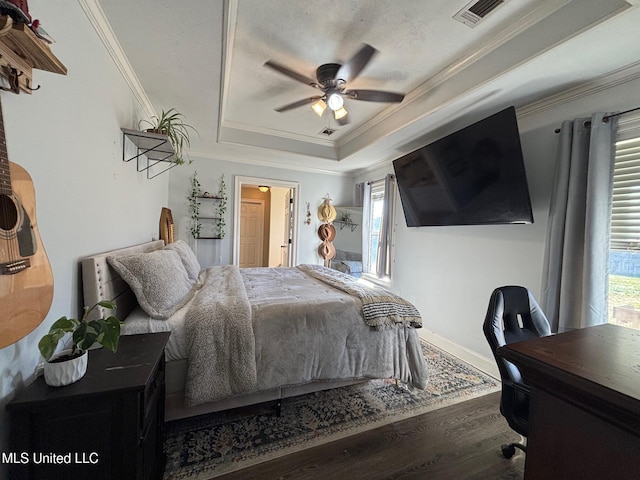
left=376, top=174, right=395, bottom=278
left=541, top=113, right=618, bottom=332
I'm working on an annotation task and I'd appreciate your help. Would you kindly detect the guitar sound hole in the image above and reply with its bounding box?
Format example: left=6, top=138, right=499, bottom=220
left=0, top=194, right=18, bottom=231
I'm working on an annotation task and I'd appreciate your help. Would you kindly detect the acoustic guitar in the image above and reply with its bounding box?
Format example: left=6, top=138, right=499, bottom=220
left=0, top=96, right=53, bottom=349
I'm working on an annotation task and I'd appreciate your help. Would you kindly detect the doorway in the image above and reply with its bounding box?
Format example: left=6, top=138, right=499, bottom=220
left=233, top=176, right=299, bottom=267
left=239, top=199, right=265, bottom=268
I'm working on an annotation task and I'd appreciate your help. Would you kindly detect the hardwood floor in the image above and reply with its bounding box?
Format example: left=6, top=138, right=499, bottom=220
left=218, top=391, right=525, bottom=480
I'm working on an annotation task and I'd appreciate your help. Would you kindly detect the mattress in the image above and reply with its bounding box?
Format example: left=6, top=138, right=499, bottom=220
left=121, top=305, right=188, bottom=362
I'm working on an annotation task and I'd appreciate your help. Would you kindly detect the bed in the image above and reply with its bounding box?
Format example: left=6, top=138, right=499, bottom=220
left=81, top=240, right=428, bottom=421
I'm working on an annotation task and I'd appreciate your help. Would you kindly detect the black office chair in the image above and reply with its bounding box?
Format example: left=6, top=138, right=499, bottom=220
left=483, top=286, right=551, bottom=458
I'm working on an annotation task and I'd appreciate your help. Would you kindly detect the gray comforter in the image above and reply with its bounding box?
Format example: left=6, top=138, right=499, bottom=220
left=184, top=265, right=429, bottom=406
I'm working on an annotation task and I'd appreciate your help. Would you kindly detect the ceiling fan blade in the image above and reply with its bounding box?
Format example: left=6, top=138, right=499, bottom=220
left=336, top=44, right=378, bottom=83
left=264, top=60, right=318, bottom=87
left=275, top=96, right=324, bottom=112
left=346, top=90, right=405, bottom=103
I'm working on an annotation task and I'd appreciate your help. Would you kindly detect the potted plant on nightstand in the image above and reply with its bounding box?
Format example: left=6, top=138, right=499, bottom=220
left=139, top=108, right=198, bottom=165
left=38, top=301, right=122, bottom=387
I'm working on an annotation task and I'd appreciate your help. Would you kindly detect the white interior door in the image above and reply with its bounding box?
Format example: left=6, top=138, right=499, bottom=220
left=240, top=199, right=264, bottom=268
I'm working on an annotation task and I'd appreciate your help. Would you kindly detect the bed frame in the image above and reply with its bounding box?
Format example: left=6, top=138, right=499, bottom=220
left=81, top=241, right=362, bottom=421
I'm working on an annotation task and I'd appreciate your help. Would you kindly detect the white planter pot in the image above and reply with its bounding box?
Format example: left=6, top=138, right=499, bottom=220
left=44, top=349, right=88, bottom=387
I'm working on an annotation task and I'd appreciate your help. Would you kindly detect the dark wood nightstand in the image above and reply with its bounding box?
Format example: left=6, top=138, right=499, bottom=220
left=6, top=332, right=170, bottom=480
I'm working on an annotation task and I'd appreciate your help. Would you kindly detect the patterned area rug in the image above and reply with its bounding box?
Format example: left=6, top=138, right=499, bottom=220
left=163, top=340, right=499, bottom=479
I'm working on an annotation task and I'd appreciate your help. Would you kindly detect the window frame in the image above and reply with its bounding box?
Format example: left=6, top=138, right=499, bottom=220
left=362, top=176, right=395, bottom=284
left=608, top=110, right=640, bottom=329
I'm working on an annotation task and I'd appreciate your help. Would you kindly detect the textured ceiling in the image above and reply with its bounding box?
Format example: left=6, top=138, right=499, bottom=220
left=96, top=0, right=640, bottom=174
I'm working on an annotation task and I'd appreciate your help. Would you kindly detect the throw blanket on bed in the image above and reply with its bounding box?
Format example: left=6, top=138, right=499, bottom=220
left=184, top=266, right=256, bottom=407
left=296, top=264, right=422, bottom=330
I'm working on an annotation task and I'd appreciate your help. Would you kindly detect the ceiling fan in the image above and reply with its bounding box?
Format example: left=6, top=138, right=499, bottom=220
left=264, top=44, right=405, bottom=126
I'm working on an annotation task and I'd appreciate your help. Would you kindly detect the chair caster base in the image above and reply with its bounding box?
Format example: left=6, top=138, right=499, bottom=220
left=501, top=442, right=526, bottom=458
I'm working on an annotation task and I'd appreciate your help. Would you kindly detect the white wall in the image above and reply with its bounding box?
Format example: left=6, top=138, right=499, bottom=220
left=0, top=0, right=168, bottom=463
left=168, top=158, right=354, bottom=266
left=358, top=75, right=640, bottom=368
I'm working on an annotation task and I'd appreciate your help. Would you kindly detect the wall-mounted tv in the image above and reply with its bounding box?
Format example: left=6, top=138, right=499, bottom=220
left=393, top=106, right=533, bottom=227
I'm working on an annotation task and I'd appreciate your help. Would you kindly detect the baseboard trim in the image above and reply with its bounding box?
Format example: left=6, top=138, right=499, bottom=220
left=421, top=330, right=500, bottom=380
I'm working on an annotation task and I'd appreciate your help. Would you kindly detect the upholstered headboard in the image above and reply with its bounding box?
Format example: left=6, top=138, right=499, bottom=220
left=81, top=240, right=165, bottom=320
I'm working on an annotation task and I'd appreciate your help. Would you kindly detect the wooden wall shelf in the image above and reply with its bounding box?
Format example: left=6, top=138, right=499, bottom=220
left=0, top=16, right=67, bottom=94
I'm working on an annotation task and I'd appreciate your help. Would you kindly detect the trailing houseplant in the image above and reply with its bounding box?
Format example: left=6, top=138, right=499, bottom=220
left=139, top=108, right=197, bottom=165
left=189, top=171, right=202, bottom=239
left=38, top=300, right=121, bottom=385
left=217, top=174, right=227, bottom=238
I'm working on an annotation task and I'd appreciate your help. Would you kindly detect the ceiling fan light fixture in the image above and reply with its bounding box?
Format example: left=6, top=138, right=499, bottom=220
left=311, top=99, right=326, bottom=116
left=334, top=106, right=348, bottom=120
left=266, top=44, right=404, bottom=128
left=327, top=93, right=344, bottom=111
left=258, top=185, right=270, bottom=193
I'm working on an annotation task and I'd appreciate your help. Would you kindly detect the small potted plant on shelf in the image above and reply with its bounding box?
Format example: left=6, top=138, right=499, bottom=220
left=38, top=301, right=121, bottom=387
left=139, top=108, right=198, bottom=165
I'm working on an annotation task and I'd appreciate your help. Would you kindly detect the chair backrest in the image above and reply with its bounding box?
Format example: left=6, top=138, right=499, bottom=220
left=483, top=286, right=551, bottom=437
left=483, top=286, right=551, bottom=386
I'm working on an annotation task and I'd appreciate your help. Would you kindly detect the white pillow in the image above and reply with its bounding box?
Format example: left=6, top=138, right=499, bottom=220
left=107, top=249, right=194, bottom=319
left=164, top=240, right=201, bottom=281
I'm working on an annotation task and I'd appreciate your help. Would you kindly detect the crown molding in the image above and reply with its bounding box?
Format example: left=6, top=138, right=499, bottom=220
left=189, top=145, right=351, bottom=177
left=77, top=0, right=155, bottom=119
left=518, top=60, right=640, bottom=119
left=221, top=120, right=336, bottom=147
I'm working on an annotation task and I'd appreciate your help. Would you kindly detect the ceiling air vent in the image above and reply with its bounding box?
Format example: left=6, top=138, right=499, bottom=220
left=319, top=127, right=336, bottom=136
left=453, top=0, right=509, bottom=28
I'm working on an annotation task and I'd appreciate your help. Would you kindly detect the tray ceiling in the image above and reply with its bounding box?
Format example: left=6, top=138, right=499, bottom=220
left=94, top=0, right=640, bottom=174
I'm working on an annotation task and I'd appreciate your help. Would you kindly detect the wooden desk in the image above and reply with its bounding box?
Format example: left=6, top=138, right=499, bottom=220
left=498, top=324, right=640, bottom=480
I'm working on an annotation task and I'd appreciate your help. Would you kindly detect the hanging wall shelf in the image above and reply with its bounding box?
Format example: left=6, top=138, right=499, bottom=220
left=333, top=220, right=359, bottom=232
left=195, top=196, right=224, bottom=239
left=121, top=128, right=177, bottom=179
left=0, top=16, right=66, bottom=94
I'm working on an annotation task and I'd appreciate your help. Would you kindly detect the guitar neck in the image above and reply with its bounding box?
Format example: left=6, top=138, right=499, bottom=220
left=0, top=97, right=13, bottom=196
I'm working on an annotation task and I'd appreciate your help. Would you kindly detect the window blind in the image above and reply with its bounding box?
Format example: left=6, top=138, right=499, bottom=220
left=370, top=179, right=385, bottom=198
left=610, top=135, right=640, bottom=250
left=615, top=110, right=640, bottom=142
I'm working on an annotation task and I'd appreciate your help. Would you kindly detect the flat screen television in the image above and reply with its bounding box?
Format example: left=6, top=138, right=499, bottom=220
left=393, top=106, right=533, bottom=227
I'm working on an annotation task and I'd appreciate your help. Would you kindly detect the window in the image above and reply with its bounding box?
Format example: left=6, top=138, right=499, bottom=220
left=363, top=175, right=395, bottom=279
left=366, top=180, right=384, bottom=275
left=608, top=122, right=640, bottom=330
